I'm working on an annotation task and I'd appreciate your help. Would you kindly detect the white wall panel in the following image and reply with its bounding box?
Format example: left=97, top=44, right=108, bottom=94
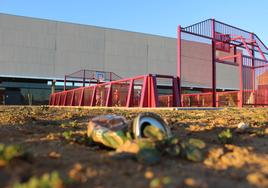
left=0, top=13, right=240, bottom=89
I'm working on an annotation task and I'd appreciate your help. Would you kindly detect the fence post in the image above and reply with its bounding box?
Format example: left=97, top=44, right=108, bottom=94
left=197, top=94, right=200, bottom=107
left=172, top=76, right=180, bottom=107
left=57, top=93, right=61, bottom=106
left=238, top=53, right=243, bottom=108
left=63, top=92, right=67, bottom=106
left=79, top=88, right=84, bottom=106
left=90, top=86, right=96, bottom=106
left=216, top=93, right=219, bottom=107
left=64, top=76, right=66, bottom=91
left=140, top=75, right=148, bottom=107
left=105, top=83, right=112, bottom=107
left=126, top=79, right=134, bottom=107
left=70, top=90, right=75, bottom=106
left=181, top=95, right=184, bottom=107
left=150, top=75, right=158, bottom=107
left=177, top=26, right=182, bottom=107
left=211, top=18, right=217, bottom=107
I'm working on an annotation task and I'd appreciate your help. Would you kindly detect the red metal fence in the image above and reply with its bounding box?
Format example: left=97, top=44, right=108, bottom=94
left=49, top=74, right=180, bottom=108
left=178, top=19, right=268, bottom=107
left=181, top=91, right=241, bottom=107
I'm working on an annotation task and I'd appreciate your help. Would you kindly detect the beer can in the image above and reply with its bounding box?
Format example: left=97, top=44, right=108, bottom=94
left=132, top=112, right=171, bottom=140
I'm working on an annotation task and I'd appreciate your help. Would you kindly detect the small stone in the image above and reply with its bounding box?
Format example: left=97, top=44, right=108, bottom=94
left=144, top=170, right=154, bottom=179
left=69, top=163, right=87, bottom=182
left=48, top=151, right=61, bottom=159
left=184, top=178, right=196, bottom=187
left=237, top=122, right=249, bottom=130
left=184, top=177, right=206, bottom=187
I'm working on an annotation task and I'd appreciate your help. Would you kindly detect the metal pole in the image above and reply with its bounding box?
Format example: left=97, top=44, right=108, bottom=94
left=126, top=79, right=134, bottom=107
left=64, top=76, right=66, bottom=91
left=172, top=76, right=180, bottom=107
left=234, top=46, right=237, bottom=63
left=177, top=25, right=182, bottom=107
left=211, top=19, right=217, bottom=107
left=83, top=69, right=86, bottom=87
left=79, top=88, right=84, bottom=106
left=151, top=75, right=158, bottom=107
left=140, top=75, right=148, bottom=107
left=105, top=83, right=112, bottom=107
left=251, top=33, right=255, bottom=105
left=52, top=80, right=56, bottom=94
left=238, top=53, right=243, bottom=108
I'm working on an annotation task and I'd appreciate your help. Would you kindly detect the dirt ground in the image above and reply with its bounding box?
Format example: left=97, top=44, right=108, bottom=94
left=0, top=106, right=268, bottom=188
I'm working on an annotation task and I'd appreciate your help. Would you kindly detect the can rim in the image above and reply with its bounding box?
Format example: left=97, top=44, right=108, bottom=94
left=132, top=112, right=171, bottom=139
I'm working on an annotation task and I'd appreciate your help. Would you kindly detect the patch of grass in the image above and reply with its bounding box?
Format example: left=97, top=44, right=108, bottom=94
left=218, top=129, right=233, bottom=144
left=12, top=171, right=64, bottom=188
left=62, top=131, right=73, bottom=141
left=250, top=129, right=266, bottom=137
left=70, top=120, right=79, bottom=128
left=0, top=143, right=25, bottom=166
left=62, top=131, right=93, bottom=145
left=150, top=176, right=172, bottom=188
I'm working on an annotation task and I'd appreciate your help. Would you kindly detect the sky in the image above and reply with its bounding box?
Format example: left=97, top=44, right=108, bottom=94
left=0, top=0, right=268, bottom=42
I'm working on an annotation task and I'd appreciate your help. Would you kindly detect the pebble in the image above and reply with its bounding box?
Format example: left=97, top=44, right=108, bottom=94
left=237, top=122, right=249, bottom=130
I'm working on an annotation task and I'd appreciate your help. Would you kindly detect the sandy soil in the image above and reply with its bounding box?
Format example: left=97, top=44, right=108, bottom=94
left=0, top=106, right=267, bottom=188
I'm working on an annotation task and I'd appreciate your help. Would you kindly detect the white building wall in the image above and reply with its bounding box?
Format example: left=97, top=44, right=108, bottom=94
left=0, top=13, right=239, bottom=89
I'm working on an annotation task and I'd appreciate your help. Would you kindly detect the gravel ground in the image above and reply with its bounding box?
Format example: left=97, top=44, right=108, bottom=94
left=0, top=106, right=267, bottom=188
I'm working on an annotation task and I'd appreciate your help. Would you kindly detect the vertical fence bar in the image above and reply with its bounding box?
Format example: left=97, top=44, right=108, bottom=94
left=64, top=76, right=66, bottom=91
left=216, top=93, right=219, bottom=107
left=140, top=75, right=148, bottom=107
left=238, top=54, right=243, bottom=108
left=79, top=88, right=84, bottom=106
left=57, top=94, right=61, bottom=106
left=90, top=86, right=96, bottom=106
left=251, top=33, right=255, bottom=105
left=126, top=79, right=134, bottom=107
left=105, top=83, right=112, bottom=107
left=197, top=94, right=200, bottom=107
left=83, top=69, right=86, bottom=87
left=172, top=76, right=180, bottom=107
left=211, top=18, right=217, bottom=107
left=177, top=25, right=182, bottom=107
left=150, top=75, right=158, bottom=107
left=70, top=90, right=75, bottom=106
left=234, top=46, right=237, bottom=63
left=63, top=91, right=67, bottom=106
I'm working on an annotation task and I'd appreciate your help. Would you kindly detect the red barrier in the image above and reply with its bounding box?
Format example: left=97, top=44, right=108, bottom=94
left=181, top=91, right=239, bottom=107
left=49, top=74, right=180, bottom=108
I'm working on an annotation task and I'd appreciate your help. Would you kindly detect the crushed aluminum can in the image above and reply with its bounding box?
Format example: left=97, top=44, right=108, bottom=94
left=87, top=112, right=171, bottom=149
left=132, top=112, right=171, bottom=140
left=87, top=115, right=128, bottom=149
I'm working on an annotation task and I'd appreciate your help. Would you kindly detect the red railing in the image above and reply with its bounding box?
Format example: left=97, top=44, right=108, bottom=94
left=49, top=74, right=180, bottom=108
left=180, top=90, right=268, bottom=107
left=181, top=91, right=240, bottom=107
